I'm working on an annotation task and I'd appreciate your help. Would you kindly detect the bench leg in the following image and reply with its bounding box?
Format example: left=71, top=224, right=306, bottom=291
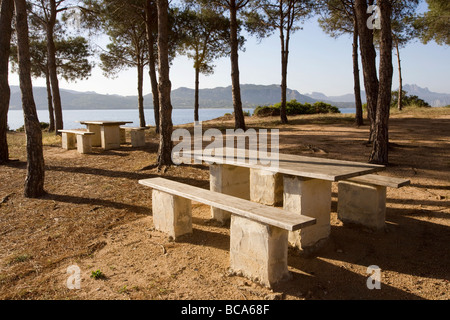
left=209, top=164, right=250, bottom=224
left=337, top=181, right=386, bottom=231
left=131, top=130, right=145, bottom=147
left=152, top=190, right=192, bottom=239
left=76, top=135, right=92, bottom=154
left=61, top=133, right=76, bottom=150
left=101, top=125, right=121, bottom=150
left=120, top=128, right=126, bottom=144
left=87, top=124, right=101, bottom=147
left=250, top=169, right=283, bottom=206
left=230, top=215, right=291, bottom=288
left=283, top=175, right=332, bottom=252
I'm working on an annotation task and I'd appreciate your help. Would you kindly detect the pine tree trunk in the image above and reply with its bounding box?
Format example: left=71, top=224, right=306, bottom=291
left=157, top=0, right=173, bottom=169
left=395, top=39, right=403, bottom=111
left=229, top=1, right=246, bottom=130
left=355, top=0, right=378, bottom=142
left=145, top=0, right=160, bottom=133
left=352, top=17, right=363, bottom=127
left=194, top=66, right=200, bottom=122
left=45, top=68, right=55, bottom=132
left=0, top=0, right=14, bottom=164
left=280, top=28, right=288, bottom=124
left=137, top=62, right=146, bottom=128
left=15, top=0, right=45, bottom=197
left=46, top=0, right=63, bottom=134
left=369, top=0, right=393, bottom=165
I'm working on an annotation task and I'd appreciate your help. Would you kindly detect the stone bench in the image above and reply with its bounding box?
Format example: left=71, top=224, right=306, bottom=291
left=337, top=174, right=410, bottom=230
left=138, top=177, right=316, bottom=288
left=120, top=126, right=146, bottom=147
left=58, top=129, right=95, bottom=154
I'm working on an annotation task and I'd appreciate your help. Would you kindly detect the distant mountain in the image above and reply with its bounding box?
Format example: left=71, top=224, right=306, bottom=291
left=9, top=83, right=447, bottom=111
left=402, top=84, right=450, bottom=107
left=165, top=84, right=317, bottom=108
left=9, top=86, right=137, bottom=110
left=305, top=84, right=450, bottom=107
left=9, top=84, right=318, bottom=110
left=306, top=91, right=367, bottom=104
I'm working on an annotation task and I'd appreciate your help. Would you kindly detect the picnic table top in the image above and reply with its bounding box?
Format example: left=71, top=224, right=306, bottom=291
left=78, top=120, right=133, bottom=126
left=183, top=147, right=385, bottom=182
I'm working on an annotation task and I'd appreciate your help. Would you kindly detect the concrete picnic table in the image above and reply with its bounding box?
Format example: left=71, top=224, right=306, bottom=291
left=183, top=147, right=385, bottom=252
left=77, top=120, right=133, bottom=150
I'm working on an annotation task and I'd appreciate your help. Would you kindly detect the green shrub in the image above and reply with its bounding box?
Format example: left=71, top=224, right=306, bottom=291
left=391, top=90, right=430, bottom=108
left=254, top=100, right=340, bottom=117
left=253, top=105, right=280, bottom=117
left=16, top=122, right=50, bottom=132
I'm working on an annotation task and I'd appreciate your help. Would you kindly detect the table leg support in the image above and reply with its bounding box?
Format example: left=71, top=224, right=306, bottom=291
left=250, top=169, right=283, bottom=206
left=87, top=124, right=101, bottom=147
left=209, top=164, right=250, bottom=224
left=101, top=125, right=121, bottom=150
left=283, top=175, right=332, bottom=252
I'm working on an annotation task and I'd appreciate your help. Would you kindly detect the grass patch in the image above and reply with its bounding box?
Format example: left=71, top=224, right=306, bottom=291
left=7, top=254, right=33, bottom=266
left=90, top=269, right=106, bottom=280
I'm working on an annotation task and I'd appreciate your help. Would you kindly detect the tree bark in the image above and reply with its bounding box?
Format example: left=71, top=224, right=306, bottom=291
left=15, top=0, right=46, bottom=197
left=45, top=66, right=55, bottom=132
left=279, top=2, right=288, bottom=124
left=46, top=0, right=63, bottom=134
left=194, top=66, right=200, bottom=122
left=355, top=0, right=378, bottom=142
left=137, top=61, right=146, bottom=128
left=394, top=38, right=403, bottom=111
left=0, top=0, right=14, bottom=164
left=280, top=29, right=288, bottom=124
left=352, top=16, right=363, bottom=126
left=145, top=0, right=160, bottom=133
left=156, top=0, right=173, bottom=169
left=229, top=0, right=246, bottom=130
left=369, top=0, right=393, bottom=165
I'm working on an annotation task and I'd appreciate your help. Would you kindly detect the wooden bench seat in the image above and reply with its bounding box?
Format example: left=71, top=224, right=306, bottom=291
left=139, top=177, right=316, bottom=288
left=337, top=174, right=410, bottom=230
left=120, top=126, right=146, bottom=147
left=58, top=129, right=95, bottom=154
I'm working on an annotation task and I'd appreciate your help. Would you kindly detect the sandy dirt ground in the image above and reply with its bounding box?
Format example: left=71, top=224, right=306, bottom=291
left=0, top=108, right=449, bottom=301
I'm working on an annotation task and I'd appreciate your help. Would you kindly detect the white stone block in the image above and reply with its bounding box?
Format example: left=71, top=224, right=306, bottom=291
left=120, top=128, right=126, bottom=144
left=230, top=215, right=290, bottom=288
left=101, top=125, right=121, bottom=150
left=337, top=181, right=387, bottom=230
left=209, top=164, right=250, bottom=223
left=76, top=134, right=92, bottom=154
left=250, top=169, right=283, bottom=206
left=131, top=129, right=145, bottom=147
left=87, top=124, right=101, bottom=147
left=152, top=190, right=192, bottom=239
left=61, top=132, right=76, bottom=150
left=283, top=175, right=332, bottom=251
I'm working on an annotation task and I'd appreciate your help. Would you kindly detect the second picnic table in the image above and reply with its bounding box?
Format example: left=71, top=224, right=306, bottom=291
left=78, top=120, right=133, bottom=150
left=184, top=147, right=385, bottom=252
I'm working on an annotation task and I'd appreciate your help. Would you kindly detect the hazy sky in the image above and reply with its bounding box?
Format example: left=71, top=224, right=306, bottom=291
left=8, top=13, right=450, bottom=97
